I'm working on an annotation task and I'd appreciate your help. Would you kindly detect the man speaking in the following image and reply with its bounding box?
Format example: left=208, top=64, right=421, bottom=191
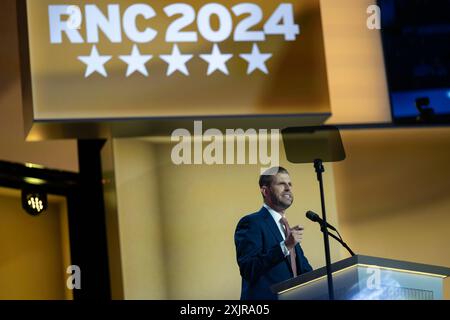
left=234, top=167, right=313, bottom=300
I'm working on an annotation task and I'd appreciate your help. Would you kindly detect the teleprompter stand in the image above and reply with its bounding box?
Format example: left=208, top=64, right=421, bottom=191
left=281, top=126, right=346, bottom=300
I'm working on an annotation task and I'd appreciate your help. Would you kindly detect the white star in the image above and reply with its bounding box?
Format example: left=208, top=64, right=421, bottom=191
left=239, top=44, right=272, bottom=75
left=199, top=44, right=233, bottom=76
left=119, top=45, right=153, bottom=77
left=159, top=44, right=193, bottom=76
left=77, top=45, right=112, bottom=78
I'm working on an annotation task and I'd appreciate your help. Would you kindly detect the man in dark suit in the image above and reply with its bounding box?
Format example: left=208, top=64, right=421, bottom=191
left=234, top=166, right=313, bottom=300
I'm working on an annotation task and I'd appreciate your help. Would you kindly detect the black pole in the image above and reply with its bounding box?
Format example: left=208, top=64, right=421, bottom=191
left=314, top=159, right=335, bottom=300
left=66, top=140, right=111, bottom=299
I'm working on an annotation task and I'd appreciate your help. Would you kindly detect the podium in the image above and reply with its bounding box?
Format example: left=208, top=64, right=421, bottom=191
left=271, top=255, right=450, bottom=300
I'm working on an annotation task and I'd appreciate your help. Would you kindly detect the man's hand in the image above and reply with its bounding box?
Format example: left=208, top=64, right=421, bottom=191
left=284, top=226, right=304, bottom=250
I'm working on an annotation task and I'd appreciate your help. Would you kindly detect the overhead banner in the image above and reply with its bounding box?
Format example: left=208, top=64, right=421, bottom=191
left=18, top=0, right=330, bottom=139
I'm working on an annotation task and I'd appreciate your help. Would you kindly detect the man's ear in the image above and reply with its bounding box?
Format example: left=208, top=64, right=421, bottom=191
left=261, top=186, right=268, bottom=198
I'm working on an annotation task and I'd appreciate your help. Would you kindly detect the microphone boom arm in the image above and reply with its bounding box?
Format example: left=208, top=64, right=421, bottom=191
left=320, top=226, right=356, bottom=257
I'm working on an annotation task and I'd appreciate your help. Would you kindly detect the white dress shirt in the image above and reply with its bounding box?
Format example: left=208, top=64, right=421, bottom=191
left=263, top=204, right=290, bottom=257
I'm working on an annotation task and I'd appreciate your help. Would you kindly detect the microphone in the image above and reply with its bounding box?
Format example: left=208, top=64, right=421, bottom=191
left=306, top=210, right=337, bottom=231
left=306, top=210, right=356, bottom=256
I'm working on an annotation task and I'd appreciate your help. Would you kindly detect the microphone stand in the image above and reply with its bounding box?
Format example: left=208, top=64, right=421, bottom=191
left=314, top=159, right=334, bottom=300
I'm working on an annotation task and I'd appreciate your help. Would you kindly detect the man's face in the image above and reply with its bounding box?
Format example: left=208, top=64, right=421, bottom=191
left=263, top=173, right=293, bottom=211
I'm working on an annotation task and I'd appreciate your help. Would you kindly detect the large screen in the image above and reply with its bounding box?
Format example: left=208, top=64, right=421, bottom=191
left=21, top=0, right=330, bottom=122
left=379, top=0, right=450, bottom=124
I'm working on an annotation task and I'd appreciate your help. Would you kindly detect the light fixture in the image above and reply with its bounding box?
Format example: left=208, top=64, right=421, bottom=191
left=21, top=190, right=48, bottom=216
left=23, top=177, right=47, bottom=185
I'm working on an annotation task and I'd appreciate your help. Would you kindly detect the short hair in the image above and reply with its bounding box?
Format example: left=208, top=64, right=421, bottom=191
left=259, top=167, right=289, bottom=188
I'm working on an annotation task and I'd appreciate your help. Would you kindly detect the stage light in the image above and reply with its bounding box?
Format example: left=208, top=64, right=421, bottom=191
left=22, top=190, right=48, bottom=216
left=23, top=177, right=46, bottom=185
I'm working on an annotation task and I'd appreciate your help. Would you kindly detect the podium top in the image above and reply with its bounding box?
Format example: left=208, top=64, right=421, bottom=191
left=271, top=255, right=450, bottom=294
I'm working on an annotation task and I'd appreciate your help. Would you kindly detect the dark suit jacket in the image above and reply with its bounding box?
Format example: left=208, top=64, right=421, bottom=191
left=234, top=206, right=313, bottom=300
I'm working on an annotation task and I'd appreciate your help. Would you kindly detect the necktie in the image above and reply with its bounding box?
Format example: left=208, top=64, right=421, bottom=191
left=280, top=216, right=298, bottom=277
